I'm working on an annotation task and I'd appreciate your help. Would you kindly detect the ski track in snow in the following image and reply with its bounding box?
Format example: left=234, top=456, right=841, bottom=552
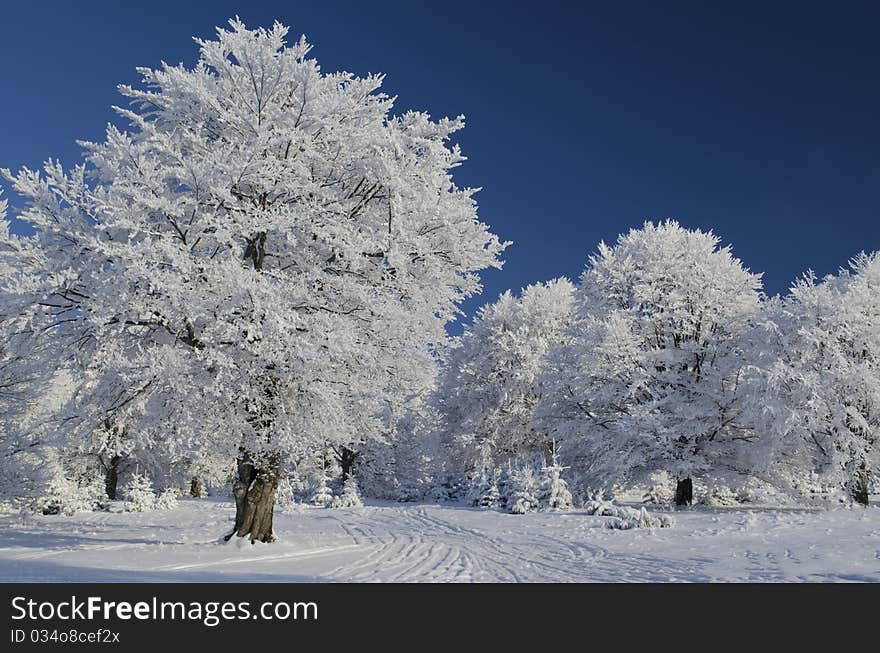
left=0, top=498, right=878, bottom=582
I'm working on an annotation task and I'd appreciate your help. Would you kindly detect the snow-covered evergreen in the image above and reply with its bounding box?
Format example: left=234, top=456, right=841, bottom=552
left=275, top=476, right=295, bottom=508
left=331, top=477, right=363, bottom=508
left=310, top=469, right=335, bottom=508
left=540, top=445, right=573, bottom=511
left=507, top=462, right=540, bottom=514
left=153, top=488, right=179, bottom=511
left=37, top=454, right=107, bottom=516
left=122, top=472, right=158, bottom=513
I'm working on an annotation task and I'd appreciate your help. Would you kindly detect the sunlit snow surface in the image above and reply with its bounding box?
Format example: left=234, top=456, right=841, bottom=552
left=1, top=498, right=877, bottom=582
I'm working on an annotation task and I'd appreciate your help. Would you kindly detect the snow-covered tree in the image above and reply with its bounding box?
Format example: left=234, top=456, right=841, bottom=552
left=538, top=221, right=763, bottom=502
left=331, top=476, right=363, bottom=508
left=275, top=475, right=295, bottom=508
left=36, top=448, right=108, bottom=516
left=540, top=443, right=572, bottom=511
left=507, top=461, right=540, bottom=514
left=465, top=456, right=494, bottom=506
left=753, top=252, right=880, bottom=503
left=437, top=278, right=575, bottom=476
left=122, top=471, right=158, bottom=512
left=310, top=465, right=334, bottom=508
left=0, top=19, right=505, bottom=541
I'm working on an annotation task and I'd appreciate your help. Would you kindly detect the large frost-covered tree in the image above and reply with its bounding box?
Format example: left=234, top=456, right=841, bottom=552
left=753, top=253, right=880, bottom=503
left=537, top=221, right=763, bottom=502
left=0, top=19, right=505, bottom=541
left=437, top=278, right=575, bottom=474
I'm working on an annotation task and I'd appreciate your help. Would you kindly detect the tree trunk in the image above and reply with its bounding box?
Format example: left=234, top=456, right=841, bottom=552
left=850, top=463, right=870, bottom=506
left=674, top=477, right=693, bottom=506
left=190, top=477, right=205, bottom=498
left=104, top=455, right=121, bottom=500
left=339, top=446, right=359, bottom=482
left=226, top=454, right=279, bottom=543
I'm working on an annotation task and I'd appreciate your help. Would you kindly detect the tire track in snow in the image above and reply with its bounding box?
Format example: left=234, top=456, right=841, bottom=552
left=323, top=506, right=498, bottom=582
left=155, top=544, right=361, bottom=571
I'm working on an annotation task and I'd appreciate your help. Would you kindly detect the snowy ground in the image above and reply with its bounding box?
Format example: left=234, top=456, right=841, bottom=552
left=0, top=497, right=878, bottom=582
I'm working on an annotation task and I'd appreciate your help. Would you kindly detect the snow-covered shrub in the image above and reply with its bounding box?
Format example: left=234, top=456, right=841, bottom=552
left=605, top=506, right=674, bottom=530
left=493, top=466, right=511, bottom=509
left=584, top=495, right=620, bottom=517
left=331, top=477, right=363, bottom=508
left=585, top=493, right=674, bottom=529
left=38, top=471, right=107, bottom=516
left=275, top=476, right=295, bottom=508
left=702, top=485, right=740, bottom=507
left=642, top=471, right=675, bottom=504
left=642, top=485, right=671, bottom=505
left=508, top=463, right=540, bottom=514
left=484, top=473, right=503, bottom=509
left=122, top=472, right=157, bottom=512
left=540, top=447, right=573, bottom=511
left=466, top=464, right=488, bottom=506
left=289, top=470, right=307, bottom=499
left=396, top=478, right=426, bottom=503
left=734, top=477, right=779, bottom=504
left=467, top=463, right=504, bottom=508
left=310, top=472, right=334, bottom=508
left=427, top=476, right=463, bottom=503
left=153, top=488, right=179, bottom=510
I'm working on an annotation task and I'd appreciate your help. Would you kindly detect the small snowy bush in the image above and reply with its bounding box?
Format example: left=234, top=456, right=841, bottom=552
left=310, top=472, right=334, bottom=508
left=508, top=463, right=540, bottom=514
left=428, top=477, right=463, bottom=503
left=466, top=464, right=492, bottom=506
left=331, top=477, right=363, bottom=508
left=642, top=472, right=675, bottom=504
left=39, top=472, right=107, bottom=516
left=540, top=447, right=573, bottom=511
left=154, top=488, right=179, bottom=510
left=605, top=506, right=674, bottom=530
left=123, top=472, right=157, bottom=512
left=702, top=485, right=740, bottom=507
left=584, top=491, right=619, bottom=516
left=468, top=464, right=503, bottom=508
left=482, top=475, right=503, bottom=508
left=396, top=478, right=426, bottom=503
left=276, top=476, right=295, bottom=508
left=289, top=470, right=307, bottom=499
left=585, top=494, right=674, bottom=529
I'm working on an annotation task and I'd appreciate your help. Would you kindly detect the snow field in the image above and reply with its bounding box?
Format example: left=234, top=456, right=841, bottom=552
left=1, top=498, right=877, bottom=583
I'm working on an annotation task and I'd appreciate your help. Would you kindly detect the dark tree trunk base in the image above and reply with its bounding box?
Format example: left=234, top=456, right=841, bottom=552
left=190, top=477, right=205, bottom=498
left=226, top=456, right=279, bottom=543
left=850, top=464, right=870, bottom=506
left=674, top=477, right=693, bottom=506
left=104, top=455, right=121, bottom=500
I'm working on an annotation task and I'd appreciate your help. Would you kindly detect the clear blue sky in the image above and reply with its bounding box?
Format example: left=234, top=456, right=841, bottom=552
left=2, top=1, right=879, bottom=328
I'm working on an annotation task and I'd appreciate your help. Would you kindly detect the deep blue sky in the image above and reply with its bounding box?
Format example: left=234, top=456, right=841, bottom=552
left=2, top=1, right=879, bottom=328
